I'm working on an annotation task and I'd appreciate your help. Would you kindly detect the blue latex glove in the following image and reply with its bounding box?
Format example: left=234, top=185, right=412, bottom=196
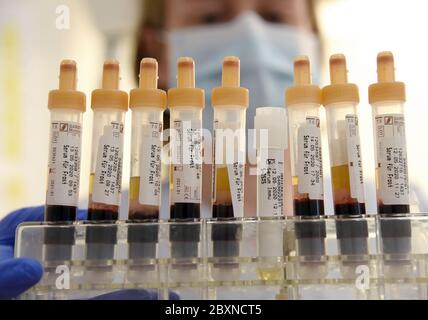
left=0, top=206, right=86, bottom=299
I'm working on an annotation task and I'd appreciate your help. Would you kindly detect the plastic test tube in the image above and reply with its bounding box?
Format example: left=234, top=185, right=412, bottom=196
left=369, top=52, right=411, bottom=256
left=286, top=56, right=324, bottom=216
left=167, top=57, right=204, bottom=259
left=323, top=54, right=368, bottom=259
left=255, top=107, right=287, bottom=280
left=211, top=56, right=248, bottom=259
left=86, top=60, right=128, bottom=260
left=255, top=107, right=287, bottom=218
left=128, top=58, right=167, bottom=260
left=44, top=60, right=86, bottom=261
left=285, top=56, right=326, bottom=261
left=369, top=52, right=410, bottom=215
left=323, top=54, right=366, bottom=215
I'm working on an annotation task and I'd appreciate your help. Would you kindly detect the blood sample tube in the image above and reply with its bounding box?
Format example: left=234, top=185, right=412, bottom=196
left=323, top=54, right=366, bottom=215
left=86, top=60, right=128, bottom=260
left=128, top=58, right=166, bottom=259
left=286, top=56, right=324, bottom=216
left=369, top=52, right=410, bottom=215
left=211, top=56, right=248, bottom=259
left=44, top=60, right=86, bottom=261
left=168, top=57, right=204, bottom=259
left=369, top=52, right=411, bottom=256
left=285, top=56, right=326, bottom=263
left=323, top=54, right=368, bottom=259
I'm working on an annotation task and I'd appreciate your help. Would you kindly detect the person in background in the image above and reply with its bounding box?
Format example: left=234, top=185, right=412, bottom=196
left=136, top=0, right=321, bottom=218
left=0, top=0, right=320, bottom=298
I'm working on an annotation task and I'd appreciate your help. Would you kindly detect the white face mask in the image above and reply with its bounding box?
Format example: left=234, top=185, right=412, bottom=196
left=168, top=11, right=320, bottom=132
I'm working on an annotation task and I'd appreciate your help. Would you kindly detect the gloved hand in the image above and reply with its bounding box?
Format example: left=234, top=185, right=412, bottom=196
left=0, top=206, right=86, bottom=299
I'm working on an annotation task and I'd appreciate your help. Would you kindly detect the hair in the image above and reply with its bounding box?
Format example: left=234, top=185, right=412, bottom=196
left=140, top=0, right=165, bottom=29
left=135, top=0, right=319, bottom=79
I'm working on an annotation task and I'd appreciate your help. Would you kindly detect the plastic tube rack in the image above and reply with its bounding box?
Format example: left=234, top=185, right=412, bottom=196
left=15, top=214, right=428, bottom=300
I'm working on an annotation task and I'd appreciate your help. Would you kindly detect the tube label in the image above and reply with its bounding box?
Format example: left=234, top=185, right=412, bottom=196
left=297, top=116, right=323, bottom=200
left=376, top=114, right=409, bottom=205
left=213, top=120, right=245, bottom=217
left=171, top=120, right=202, bottom=203
left=257, top=148, right=284, bottom=217
left=138, top=122, right=162, bottom=206
left=46, top=121, right=82, bottom=206
left=345, top=115, right=365, bottom=203
left=227, top=162, right=245, bottom=217
left=92, top=122, right=124, bottom=206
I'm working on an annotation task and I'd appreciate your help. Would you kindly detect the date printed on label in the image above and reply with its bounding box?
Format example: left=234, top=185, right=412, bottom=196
left=297, top=116, right=323, bottom=200
left=172, top=120, right=202, bottom=203
left=258, top=149, right=284, bottom=216
left=46, top=121, right=82, bottom=207
left=376, top=114, right=409, bottom=205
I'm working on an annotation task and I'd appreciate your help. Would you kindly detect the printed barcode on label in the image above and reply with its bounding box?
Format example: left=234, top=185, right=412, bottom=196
left=376, top=114, right=409, bottom=205
left=258, top=149, right=284, bottom=216
left=297, top=116, right=323, bottom=200
left=46, top=121, right=82, bottom=206
left=172, top=120, right=202, bottom=203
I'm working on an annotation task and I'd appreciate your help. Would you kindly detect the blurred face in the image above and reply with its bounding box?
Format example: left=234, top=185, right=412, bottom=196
left=139, top=0, right=315, bottom=89
left=165, top=0, right=313, bottom=31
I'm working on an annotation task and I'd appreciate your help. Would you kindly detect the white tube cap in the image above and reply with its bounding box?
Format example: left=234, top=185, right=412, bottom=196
left=254, top=107, right=288, bottom=150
